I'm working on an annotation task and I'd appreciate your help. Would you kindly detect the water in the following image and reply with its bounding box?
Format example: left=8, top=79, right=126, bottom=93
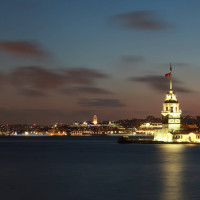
left=0, top=136, right=200, bottom=200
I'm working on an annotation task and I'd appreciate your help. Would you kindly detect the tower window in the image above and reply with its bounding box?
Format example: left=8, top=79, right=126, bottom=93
left=166, top=107, right=168, bottom=111
left=171, top=107, right=173, bottom=112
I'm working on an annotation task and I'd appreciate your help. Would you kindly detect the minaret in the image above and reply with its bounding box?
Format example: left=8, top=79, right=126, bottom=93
left=93, top=115, right=98, bottom=125
left=161, top=65, right=182, bottom=133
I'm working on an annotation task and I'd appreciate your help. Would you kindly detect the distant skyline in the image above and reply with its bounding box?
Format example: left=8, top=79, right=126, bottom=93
left=0, top=0, right=200, bottom=124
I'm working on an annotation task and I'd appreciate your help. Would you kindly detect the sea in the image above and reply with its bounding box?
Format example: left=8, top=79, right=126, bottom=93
left=1, top=136, right=200, bottom=200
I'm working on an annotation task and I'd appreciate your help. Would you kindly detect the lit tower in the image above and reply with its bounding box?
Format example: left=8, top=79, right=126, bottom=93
left=93, top=115, right=98, bottom=125
left=161, top=65, right=182, bottom=133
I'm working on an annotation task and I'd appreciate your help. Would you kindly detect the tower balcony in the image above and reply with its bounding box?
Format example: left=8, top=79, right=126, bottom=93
left=161, top=110, right=182, bottom=116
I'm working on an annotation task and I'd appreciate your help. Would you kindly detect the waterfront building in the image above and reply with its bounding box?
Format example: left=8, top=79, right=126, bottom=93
left=136, top=122, right=162, bottom=135
left=172, top=124, right=199, bottom=142
left=154, top=65, right=200, bottom=142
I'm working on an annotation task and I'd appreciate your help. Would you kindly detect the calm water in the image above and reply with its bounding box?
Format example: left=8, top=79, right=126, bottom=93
left=1, top=136, right=200, bottom=200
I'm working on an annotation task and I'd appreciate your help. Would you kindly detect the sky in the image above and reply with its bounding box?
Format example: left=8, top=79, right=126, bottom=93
left=0, top=0, right=200, bottom=124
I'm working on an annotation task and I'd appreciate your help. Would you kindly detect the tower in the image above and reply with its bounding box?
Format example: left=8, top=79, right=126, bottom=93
left=161, top=65, right=182, bottom=133
left=93, top=115, right=98, bottom=125
left=154, top=65, right=182, bottom=141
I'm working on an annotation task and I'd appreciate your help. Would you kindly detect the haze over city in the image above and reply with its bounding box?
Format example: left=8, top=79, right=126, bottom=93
left=0, top=0, right=200, bottom=124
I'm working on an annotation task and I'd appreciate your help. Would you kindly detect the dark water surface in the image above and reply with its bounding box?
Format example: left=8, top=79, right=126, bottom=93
left=0, top=136, right=200, bottom=200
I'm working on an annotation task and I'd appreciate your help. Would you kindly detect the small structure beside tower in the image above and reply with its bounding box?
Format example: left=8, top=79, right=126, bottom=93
left=93, top=115, right=98, bottom=125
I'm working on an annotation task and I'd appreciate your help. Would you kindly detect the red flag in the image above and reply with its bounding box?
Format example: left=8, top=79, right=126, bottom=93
left=165, top=73, right=171, bottom=77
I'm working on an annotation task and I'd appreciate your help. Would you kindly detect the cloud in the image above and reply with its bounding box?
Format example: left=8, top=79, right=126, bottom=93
left=60, top=86, right=113, bottom=95
left=0, top=66, right=108, bottom=97
left=78, top=99, right=125, bottom=107
left=0, top=72, right=7, bottom=86
left=130, top=75, right=193, bottom=93
left=162, top=63, right=189, bottom=68
left=19, top=88, right=46, bottom=97
left=0, top=41, right=48, bottom=58
left=118, top=55, right=145, bottom=69
left=110, top=10, right=169, bottom=30
left=9, top=66, right=107, bottom=91
left=65, top=68, right=108, bottom=84
left=11, top=66, right=66, bottom=89
left=120, top=55, right=145, bottom=64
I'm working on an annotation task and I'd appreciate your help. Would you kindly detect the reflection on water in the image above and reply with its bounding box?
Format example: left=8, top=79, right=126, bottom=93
left=1, top=137, right=200, bottom=200
left=158, top=145, right=186, bottom=200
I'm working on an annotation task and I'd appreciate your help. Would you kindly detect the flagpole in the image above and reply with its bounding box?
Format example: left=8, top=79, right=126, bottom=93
left=170, top=64, right=172, bottom=90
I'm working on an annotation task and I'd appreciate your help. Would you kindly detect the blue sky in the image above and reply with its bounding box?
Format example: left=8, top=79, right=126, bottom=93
left=0, top=0, right=199, bottom=124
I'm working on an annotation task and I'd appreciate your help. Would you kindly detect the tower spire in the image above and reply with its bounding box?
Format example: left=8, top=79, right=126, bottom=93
left=170, top=63, right=172, bottom=90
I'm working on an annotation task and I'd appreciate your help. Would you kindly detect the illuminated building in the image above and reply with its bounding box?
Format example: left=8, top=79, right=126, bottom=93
left=154, top=65, right=200, bottom=143
left=154, top=66, right=181, bottom=141
left=136, top=122, right=162, bottom=135
left=93, top=115, right=98, bottom=125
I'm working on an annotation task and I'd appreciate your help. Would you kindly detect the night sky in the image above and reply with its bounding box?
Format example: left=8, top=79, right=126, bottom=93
left=0, top=0, right=200, bottom=124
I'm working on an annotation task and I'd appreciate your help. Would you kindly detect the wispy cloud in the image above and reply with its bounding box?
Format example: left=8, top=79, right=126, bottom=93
left=162, top=62, right=189, bottom=68
left=10, top=66, right=66, bottom=89
left=130, top=75, right=193, bottom=93
left=60, top=86, right=113, bottom=95
left=117, top=55, right=145, bottom=69
left=0, top=66, right=108, bottom=97
left=110, top=10, right=169, bottom=30
left=18, top=88, right=46, bottom=97
left=9, top=66, right=108, bottom=90
left=78, top=98, right=125, bottom=107
left=120, top=55, right=145, bottom=64
left=0, top=41, right=49, bottom=58
left=64, top=68, right=108, bottom=84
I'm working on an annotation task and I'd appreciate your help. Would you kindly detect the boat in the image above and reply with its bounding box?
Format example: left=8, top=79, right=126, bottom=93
left=118, top=136, right=133, bottom=143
